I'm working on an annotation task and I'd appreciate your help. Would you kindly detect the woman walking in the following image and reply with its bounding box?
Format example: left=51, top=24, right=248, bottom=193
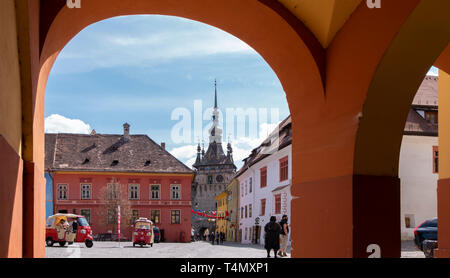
left=264, top=216, right=281, bottom=258
left=278, top=215, right=289, bottom=257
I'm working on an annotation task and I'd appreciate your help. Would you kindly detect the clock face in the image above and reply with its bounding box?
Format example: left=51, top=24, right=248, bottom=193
left=216, top=175, right=224, bottom=182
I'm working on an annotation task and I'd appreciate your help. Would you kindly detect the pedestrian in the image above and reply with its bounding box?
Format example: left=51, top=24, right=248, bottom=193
left=264, top=216, right=281, bottom=258
left=204, top=229, right=209, bottom=241
left=278, top=215, right=289, bottom=257
left=210, top=232, right=215, bottom=245
left=221, top=232, right=225, bottom=244
left=216, top=231, right=220, bottom=245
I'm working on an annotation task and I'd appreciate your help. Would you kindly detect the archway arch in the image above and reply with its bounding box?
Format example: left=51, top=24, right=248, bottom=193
left=10, top=0, right=449, bottom=258
left=353, top=0, right=450, bottom=257
left=30, top=0, right=325, bottom=257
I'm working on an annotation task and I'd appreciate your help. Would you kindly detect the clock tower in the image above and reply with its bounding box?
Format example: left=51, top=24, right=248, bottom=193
left=191, top=80, right=236, bottom=235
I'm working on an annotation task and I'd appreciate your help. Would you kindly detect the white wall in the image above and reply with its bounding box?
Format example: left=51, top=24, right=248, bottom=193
left=399, top=135, right=438, bottom=240
left=237, top=167, right=256, bottom=244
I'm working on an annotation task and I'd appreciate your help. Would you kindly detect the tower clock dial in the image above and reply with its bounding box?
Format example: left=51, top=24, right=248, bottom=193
left=216, top=175, right=224, bottom=182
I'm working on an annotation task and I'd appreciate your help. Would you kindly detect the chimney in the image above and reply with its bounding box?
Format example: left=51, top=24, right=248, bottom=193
left=123, top=123, right=130, bottom=141
left=161, top=142, right=166, bottom=150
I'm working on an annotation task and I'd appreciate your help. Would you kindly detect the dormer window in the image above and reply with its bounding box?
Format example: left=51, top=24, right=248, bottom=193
left=145, top=160, right=151, bottom=166
left=82, top=158, right=90, bottom=164
left=111, top=160, right=119, bottom=166
left=425, top=111, right=438, bottom=124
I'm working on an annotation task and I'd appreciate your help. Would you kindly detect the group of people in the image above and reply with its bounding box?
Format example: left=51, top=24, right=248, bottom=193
left=56, top=218, right=78, bottom=242
left=209, top=231, right=225, bottom=245
left=264, top=214, right=289, bottom=258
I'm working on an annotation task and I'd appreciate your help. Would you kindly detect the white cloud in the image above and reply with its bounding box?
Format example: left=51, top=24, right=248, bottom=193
left=45, top=114, right=92, bottom=134
left=169, top=121, right=281, bottom=170
left=54, top=16, right=256, bottom=74
left=169, top=144, right=198, bottom=160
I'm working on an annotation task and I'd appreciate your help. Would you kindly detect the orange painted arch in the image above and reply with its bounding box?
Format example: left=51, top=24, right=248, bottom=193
left=19, top=0, right=449, bottom=258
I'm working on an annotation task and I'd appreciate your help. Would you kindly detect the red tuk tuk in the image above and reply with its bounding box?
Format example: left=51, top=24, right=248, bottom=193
left=45, top=213, right=94, bottom=248
left=132, top=218, right=154, bottom=247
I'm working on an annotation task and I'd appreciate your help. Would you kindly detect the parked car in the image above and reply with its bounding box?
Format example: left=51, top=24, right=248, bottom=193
left=153, top=226, right=161, bottom=243
left=414, top=217, right=437, bottom=251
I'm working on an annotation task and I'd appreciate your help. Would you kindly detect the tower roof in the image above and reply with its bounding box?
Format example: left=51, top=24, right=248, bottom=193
left=214, top=79, right=218, bottom=108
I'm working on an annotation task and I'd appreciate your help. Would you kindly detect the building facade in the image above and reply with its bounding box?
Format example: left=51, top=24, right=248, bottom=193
left=400, top=75, right=439, bottom=240
left=214, top=191, right=228, bottom=235
left=45, top=172, right=54, bottom=219
left=191, top=83, right=236, bottom=235
left=45, top=124, right=194, bottom=242
left=226, top=178, right=240, bottom=242
left=236, top=116, right=292, bottom=245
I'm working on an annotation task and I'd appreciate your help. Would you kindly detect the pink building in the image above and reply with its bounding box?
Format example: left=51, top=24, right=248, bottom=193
left=45, top=124, right=194, bottom=242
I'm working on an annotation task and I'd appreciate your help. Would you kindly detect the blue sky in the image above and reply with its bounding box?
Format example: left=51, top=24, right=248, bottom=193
left=44, top=15, right=290, bottom=169
left=44, top=15, right=439, bottom=170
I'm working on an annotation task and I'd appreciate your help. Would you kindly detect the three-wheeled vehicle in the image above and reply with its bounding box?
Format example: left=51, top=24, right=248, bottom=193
left=132, top=217, right=154, bottom=247
left=46, top=213, right=94, bottom=248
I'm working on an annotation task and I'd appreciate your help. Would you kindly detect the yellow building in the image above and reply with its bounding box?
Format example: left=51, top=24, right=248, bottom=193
left=226, top=178, right=240, bottom=242
left=214, top=191, right=228, bottom=236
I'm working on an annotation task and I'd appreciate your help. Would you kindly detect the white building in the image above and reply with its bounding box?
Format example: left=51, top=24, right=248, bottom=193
left=400, top=76, right=439, bottom=240
left=236, top=116, right=292, bottom=246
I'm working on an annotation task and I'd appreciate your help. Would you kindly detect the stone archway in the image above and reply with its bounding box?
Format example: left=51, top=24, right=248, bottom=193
left=29, top=0, right=324, bottom=257
left=4, top=0, right=450, bottom=258
left=353, top=0, right=450, bottom=258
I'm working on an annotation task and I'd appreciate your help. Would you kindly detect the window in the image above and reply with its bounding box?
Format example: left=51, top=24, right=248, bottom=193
left=151, top=210, right=160, bottom=224
left=107, top=183, right=119, bottom=200
left=249, top=204, right=252, bottom=218
left=245, top=205, right=248, bottom=218
left=57, top=184, right=68, bottom=200
left=129, top=184, right=140, bottom=200
left=425, top=111, right=438, bottom=124
left=80, top=209, right=91, bottom=224
left=260, top=167, right=267, bottom=188
left=405, top=214, right=415, bottom=228
left=433, top=146, right=439, bottom=173
left=245, top=182, right=247, bottom=195
left=107, top=209, right=116, bottom=224
left=171, top=210, right=181, bottom=224
left=249, top=178, right=252, bottom=193
left=245, top=227, right=248, bottom=240
left=208, top=175, right=213, bottom=184
left=130, top=210, right=139, bottom=224
left=280, top=156, right=289, bottom=182
left=241, top=207, right=244, bottom=219
left=81, top=184, right=91, bottom=200
left=150, top=184, right=160, bottom=200
left=274, top=194, right=281, bottom=214
left=171, top=184, right=181, bottom=200
left=260, top=199, right=266, bottom=216
left=241, top=184, right=243, bottom=197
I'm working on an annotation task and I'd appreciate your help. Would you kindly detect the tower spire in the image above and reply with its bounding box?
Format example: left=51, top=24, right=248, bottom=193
left=214, top=79, right=218, bottom=108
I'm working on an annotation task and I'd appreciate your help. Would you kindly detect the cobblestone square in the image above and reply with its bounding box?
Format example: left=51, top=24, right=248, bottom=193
left=45, top=240, right=291, bottom=258
left=45, top=240, right=424, bottom=258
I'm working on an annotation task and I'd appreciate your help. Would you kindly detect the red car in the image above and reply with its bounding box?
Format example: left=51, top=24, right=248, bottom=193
left=46, top=214, right=94, bottom=248
left=132, top=218, right=154, bottom=247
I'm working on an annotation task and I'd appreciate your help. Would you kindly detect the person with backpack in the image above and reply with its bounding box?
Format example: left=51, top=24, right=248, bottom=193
left=278, top=215, right=289, bottom=257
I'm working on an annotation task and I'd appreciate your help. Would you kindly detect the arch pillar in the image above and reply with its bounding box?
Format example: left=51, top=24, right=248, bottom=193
left=436, top=70, right=450, bottom=257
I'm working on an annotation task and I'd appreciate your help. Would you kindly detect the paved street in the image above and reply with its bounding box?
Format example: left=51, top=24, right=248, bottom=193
left=46, top=240, right=424, bottom=258
left=45, top=240, right=291, bottom=258
left=401, top=240, right=425, bottom=258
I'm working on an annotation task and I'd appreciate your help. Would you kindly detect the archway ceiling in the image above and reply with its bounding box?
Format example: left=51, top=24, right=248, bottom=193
left=278, top=0, right=363, bottom=48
